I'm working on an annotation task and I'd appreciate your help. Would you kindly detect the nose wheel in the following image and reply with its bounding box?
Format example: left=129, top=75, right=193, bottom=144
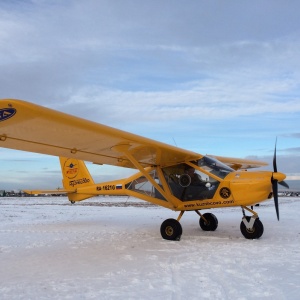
left=240, top=207, right=264, bottom=239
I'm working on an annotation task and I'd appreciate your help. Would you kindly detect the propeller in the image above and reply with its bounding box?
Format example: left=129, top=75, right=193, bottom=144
left=271, top=139, right=289, bottom=221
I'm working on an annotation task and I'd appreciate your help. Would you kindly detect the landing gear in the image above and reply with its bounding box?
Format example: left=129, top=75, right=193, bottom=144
left=240, top=216, right=264, bottom=239
left=199, top=213, right=218, bottom=231
left=70, top=200, right=75, bottom=204
left=160, top=218, right=182, bottom=241
left=160, top=210, right=219, bottom=241
left=160, top=207, right=264, bottom=240
left=240, top=207, right=264, bottom=239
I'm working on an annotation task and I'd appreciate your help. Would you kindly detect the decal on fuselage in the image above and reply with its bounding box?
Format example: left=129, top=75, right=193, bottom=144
left=96, top=184, right=122, bottom=191
left=183, top=199, right=234, bottom=209
left=0, top=108, right=16, bottom=122
left=97, top=185, right=115, bottom=191
left=219, top=187, right=231, bottom=199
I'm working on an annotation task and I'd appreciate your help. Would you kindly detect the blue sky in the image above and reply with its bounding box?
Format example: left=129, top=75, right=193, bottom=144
left=0, top=0, right=300, bottom=190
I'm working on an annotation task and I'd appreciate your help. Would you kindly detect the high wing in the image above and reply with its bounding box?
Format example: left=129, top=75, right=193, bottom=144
left=210, top=155, right=268, bottom=170
left=0, top=99, right=201, bottom=168
left=0, top=99, right=268, bottom=170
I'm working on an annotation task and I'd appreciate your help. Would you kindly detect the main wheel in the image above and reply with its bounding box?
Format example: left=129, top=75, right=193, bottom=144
left=240, top=216, right=264, bottom=239
left=199, top=213, right=218, bottom=231
left=160, top=218, right=182, bottom=241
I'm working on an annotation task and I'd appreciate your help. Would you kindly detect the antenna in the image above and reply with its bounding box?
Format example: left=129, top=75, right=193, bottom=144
left=172, top=137, right=178, bottom=147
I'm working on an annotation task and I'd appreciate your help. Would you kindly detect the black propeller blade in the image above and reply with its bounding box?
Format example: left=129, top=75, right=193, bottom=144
left=271, top=139, right=289, bottom=220
left=271, top=138, right=279, bottom=221
left=279, top=180, right=289, bottom=189
left=273, top=138, right=277, bottom=173
left=272, top=139, right=279, bottom=220
left=272, top=177, right=279, bottom=220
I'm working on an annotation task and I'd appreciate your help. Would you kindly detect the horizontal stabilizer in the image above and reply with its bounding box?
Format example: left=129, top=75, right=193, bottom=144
left=24, top=189, right=76, bottom=195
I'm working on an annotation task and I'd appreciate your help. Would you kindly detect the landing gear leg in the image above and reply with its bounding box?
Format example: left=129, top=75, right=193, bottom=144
left=240, top=206, right=264, bottom=239
left=160, top=211, right=184, bottom=241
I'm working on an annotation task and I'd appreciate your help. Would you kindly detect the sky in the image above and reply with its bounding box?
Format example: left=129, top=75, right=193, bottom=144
left=0, top=0, right=300, bottom=190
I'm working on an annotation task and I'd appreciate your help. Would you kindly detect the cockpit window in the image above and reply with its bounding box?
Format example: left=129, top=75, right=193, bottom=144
left=195, top=156, right=233, bottom=179
left=162, top=163, right=220, bottom=201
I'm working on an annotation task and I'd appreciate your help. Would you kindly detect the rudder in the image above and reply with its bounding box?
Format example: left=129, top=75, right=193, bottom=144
left=59, top=157, right=95, bottom=201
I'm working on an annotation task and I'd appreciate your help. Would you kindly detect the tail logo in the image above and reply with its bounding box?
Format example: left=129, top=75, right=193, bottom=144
left=63, top=158, right=79, bottom=179
left=0, top=108, right=16, bottom=122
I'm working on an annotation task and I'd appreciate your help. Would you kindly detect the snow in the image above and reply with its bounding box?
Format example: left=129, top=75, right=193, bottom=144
left=1, top=196, right=300, bottom=299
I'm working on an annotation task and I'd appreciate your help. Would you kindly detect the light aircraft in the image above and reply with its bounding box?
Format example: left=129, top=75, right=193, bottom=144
left=0, top=99, right=289, bottom=240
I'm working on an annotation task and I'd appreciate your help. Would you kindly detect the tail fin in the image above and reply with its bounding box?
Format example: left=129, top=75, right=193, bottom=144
left=59, top=157, right=95, bottom=202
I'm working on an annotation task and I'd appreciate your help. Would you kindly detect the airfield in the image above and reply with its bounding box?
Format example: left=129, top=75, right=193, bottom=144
left=1, top=196, right=300, bottom=299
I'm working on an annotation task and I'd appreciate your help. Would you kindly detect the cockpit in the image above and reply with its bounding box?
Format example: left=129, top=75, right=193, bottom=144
left=125, top=156, right=234, bottom=202
left=161, top=156, right=234, bottom=201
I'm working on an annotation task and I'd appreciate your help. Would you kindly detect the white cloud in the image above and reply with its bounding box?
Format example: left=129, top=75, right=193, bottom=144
left=287, top=174, right=300, bottom=180
left=59, top=77, right=300, bottom=125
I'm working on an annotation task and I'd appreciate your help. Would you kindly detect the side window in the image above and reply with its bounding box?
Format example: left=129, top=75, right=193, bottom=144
left=125, top=170, right=166, bottom=201
left=194, top=169, right=209, bottom=182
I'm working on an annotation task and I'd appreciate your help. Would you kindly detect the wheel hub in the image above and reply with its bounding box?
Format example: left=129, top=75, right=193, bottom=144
left=246, top=227, right=255, bottom=234
left=165, top=226, right=174, bottom=236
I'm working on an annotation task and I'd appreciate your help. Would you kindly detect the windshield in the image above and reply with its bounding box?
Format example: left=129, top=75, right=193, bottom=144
left=196, top=156, right=233, bottom=179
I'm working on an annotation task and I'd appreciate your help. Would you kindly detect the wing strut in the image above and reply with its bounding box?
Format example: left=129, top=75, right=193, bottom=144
left=112, top=144, right=177, bottom=208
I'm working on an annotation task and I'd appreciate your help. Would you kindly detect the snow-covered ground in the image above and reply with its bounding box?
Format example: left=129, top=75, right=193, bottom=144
left=0, top=196, right=300, bottom=300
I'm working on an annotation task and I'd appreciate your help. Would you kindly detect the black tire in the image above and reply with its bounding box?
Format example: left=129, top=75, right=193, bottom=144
left=199, top=213, right=218, bottom=231
left=240, top=216, right=264, bottom=239
left=160, top=218, right=182, bottom=241
left=70, top=200, right=75, bottom=204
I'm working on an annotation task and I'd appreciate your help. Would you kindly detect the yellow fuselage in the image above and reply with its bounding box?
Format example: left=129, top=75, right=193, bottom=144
left=71, top=168, right=284, bottom=212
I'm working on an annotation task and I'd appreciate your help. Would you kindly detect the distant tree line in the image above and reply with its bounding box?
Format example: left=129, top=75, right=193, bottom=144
left=0, top=190, right=28, bottom=197
left=0, top=190, right=67, bottom=197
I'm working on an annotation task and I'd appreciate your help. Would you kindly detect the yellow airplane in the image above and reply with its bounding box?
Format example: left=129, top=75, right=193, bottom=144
left=0, top=99, right=289, bottom=240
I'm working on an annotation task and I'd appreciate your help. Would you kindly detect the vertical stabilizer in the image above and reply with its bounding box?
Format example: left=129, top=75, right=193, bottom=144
left=59, top=157, right=95, bottom=201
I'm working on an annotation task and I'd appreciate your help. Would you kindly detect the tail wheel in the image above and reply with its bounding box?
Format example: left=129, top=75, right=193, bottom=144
left=160, top=218, right=182, bottom=241
left=199, top=213, right=218, bottom=231
left=240, top=216, right=264, bottom=239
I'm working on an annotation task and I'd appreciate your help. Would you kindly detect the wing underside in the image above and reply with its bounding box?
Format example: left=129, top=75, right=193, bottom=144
left=0, top=99, right=268, bottom=171
left=0, top=99, right=201, bottom=168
